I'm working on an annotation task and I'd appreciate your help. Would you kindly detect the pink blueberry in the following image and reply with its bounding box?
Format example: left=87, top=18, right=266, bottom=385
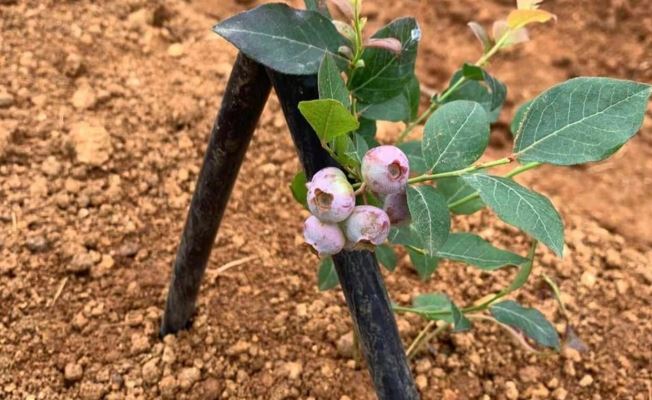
left=361, top=145, right=409, bottom=195
left=307, top=167, right=355, bottom=223
left=383, top=192, right=410, bottom=226
left=343, top=205, right=391, bottom=250
left=303, top=215, right=346, bottom=256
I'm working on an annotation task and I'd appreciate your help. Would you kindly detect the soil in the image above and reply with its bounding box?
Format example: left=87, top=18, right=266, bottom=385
left=1, top=0, right=651, bottom=399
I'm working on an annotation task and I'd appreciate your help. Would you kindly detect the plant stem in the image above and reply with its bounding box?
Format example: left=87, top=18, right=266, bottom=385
left=448, top=192, right=480, bottom=209
left=407, top=157, right=512, bottom=185
left=504, top=161, right=541, bottom=177
left=321, top=140, right=360, bottom=179
left=467, top=314, right=539, bottom=353
left=405, top=320, right=435, bottom=358
left=448, top=161, right=543, bottom=210
left=396, top=102, right=437, bottom=144
left=396, top=28, right=515, bottom=144
left=407, top=321, right=450, bottom=359
left=353, top=329, right=361, bottom=368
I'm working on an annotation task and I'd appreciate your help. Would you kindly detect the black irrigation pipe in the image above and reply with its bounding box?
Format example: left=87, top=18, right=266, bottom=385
left=160, top=53, right=271, bottom=336
left=267, top=69, right=420, bottom=400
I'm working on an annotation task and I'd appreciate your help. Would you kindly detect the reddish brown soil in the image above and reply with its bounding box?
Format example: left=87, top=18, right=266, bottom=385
left=1, top=0, right=651, bottom=399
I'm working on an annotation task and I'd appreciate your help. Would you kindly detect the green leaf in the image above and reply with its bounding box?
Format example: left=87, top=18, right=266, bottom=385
left=490, top=300, right=560, bottom=350
left=345, top=133, right=369, bottom=166
left=444, top=69, right=506, bottom=122
left=438, top=233, right=529, bottom=270
left=398, top=141, right=428, bottom=175
left=411, top=293, right=452, bottom=322
left=462, top=174, right=564, bottom=256
left=450, top=301, right=472, bottom=332
left=304, top=0, right=331, bottom=18
left=319, top=54, right=350, bottom=107
left=349, top=18, right=420, bottom=103
left=510, top=100, right=533, bottom=135
left=407, top=293, right=469, bottom=330
left=356, top=118, right=379, bottom=148
left=437, top=176, right=485, bottom=215
left=290, top=171, right=308, bottom=209
left=462, top=63, right=484, bottom=81
left=317, top=257, right=339, bottom=291
left=514, top=77, right=652, bottom=165
left=407, top=247, right=439, bottom=280
left=360, top=93, right=412, bottom=122
left=298, top=99, right=360, bottom=142
left=330, top=135, right=359, bottom=171
left=505, top=240, right=537, bottom=293
left=214, top=4, right=347, bottom=75
left=423, top=100, right=490, bottom=173
left=388, top=225, right=422, bottom=247
left=361, top=75, right=420, bottom=122
left=406, top=186, right=451, bottom=256
left=376, top=244, right=397, bottom=272
left=406, top=75, right=421, bottom=121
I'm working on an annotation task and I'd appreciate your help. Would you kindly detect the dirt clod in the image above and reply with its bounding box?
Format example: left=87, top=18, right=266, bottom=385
left=64, top=362, right=83, bottom=383
left=69, top=122, right=112, bottom=166
left=1, top=1, right=650, bottom=399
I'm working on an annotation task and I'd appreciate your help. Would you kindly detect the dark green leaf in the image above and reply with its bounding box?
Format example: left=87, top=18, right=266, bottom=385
left=349, top=18, right=420, bottom=103
left=463, top=174, right=564, bottom=256
left=438, top=233, right=528, bottom=270
left=462, top=63, right=484, bottom=81
left=214, top=4, right=347, bottom=75
left=319, top=54, right=350, bottom=107
left=423, top=100, right=490, bottom=173
left=406, top=186, right=451, bottom=256
left=298, top=99, right=359, bottom=141
left=317, top=257, right=339, bottom=291
left=398, top=141, right=428, bottom=175
left=437, top=176, right=485, bottom=215
left=411, top=293, right=452, bottom=322
left=361, top=75, right=419, bottom=122
left=450, top=301, right=472, bottom=332
left=514, top=77, right=652, bottom=165
left=376, top=244, right=397, bottom=271
left=355, top=118, right=379, bottom=147
left=304, top=0, right=331, bottom=18
left=510, top=100, right=533, bottom=135
left=290, top=171, right=308, bottom=209
left=444, top=68, right=507, bottom=122
left=408, top=247, right=440, bottom=280
left=490, top=300, right=560, bottom=350
left=360, top=93, right=412, bottom=122
left=406, top=75, right=421, bottom=121
left=505, top=240, right=537, bottom=293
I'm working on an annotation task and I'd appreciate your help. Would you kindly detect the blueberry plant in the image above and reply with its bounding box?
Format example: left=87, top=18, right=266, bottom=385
left=214, top=0, right=651, bottom=360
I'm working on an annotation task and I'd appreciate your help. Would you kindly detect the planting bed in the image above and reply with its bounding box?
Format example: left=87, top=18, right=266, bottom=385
left=1, top=0, right=651, bottom=399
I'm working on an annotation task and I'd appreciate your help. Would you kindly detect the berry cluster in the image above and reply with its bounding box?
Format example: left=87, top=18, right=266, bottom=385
left=303, top=145, right=411, bottom=256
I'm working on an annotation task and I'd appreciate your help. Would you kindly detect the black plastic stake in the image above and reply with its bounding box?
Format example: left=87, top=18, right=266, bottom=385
left=160, top=53, right=271, bottom=336
left=267, top=70, right=420, bottom=400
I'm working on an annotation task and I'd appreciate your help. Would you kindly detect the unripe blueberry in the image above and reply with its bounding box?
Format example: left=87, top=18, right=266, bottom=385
left=361, top=145, right=409, bottom=195
left=307, top=167, right=355, bottom=223
left=343, top=205, right=391, bottom=250
left=303, top=215, right=345, bottom=256
left=383, top=192, right=410, bottom=226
